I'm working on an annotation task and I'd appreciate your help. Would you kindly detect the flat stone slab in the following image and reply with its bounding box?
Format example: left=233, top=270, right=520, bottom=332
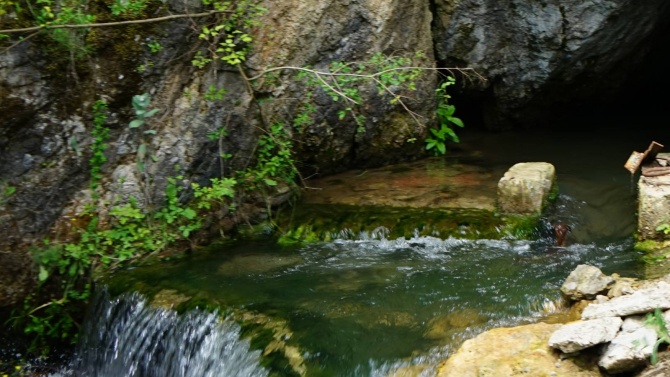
left=497, top=162, right=556, bottom=216
left=548, top=317, right=622, bottom=353
left=302, top=157, right=499, bottom=211
left=582, top=281, right=670, bottom=319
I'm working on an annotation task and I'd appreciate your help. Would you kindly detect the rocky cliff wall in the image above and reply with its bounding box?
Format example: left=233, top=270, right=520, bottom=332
left=2, top=0, right=669, bottom=307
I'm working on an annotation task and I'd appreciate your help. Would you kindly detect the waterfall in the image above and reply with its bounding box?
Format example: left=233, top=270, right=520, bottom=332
left=57, top=290, right=268, bottom=377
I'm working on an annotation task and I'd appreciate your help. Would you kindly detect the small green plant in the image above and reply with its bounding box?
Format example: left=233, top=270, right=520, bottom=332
left=245, top=122, right=296, bottom=187
left=656, top=223, right=670, bottom=235
left=147, top=40, right=162, bottom=53
left=0, top=181, right=16, bottom=206
left=110, top=0, right=148, bottom=16
left=89, top=100, right=109, bottom=195
left=204, top=85, right=227, bottom=101
left=193, top=0, right=267, bottom=69
left=425, top=77, right=464, bottom=155
left=645, top=308, right=670, bottom=364
left=128, top=93, right=159, bottom=172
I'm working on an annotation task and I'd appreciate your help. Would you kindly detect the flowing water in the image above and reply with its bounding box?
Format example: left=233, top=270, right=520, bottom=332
left=52, top=109, right=670, bottom=376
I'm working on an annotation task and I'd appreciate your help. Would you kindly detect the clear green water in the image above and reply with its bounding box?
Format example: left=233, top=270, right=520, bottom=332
left=102, top=119, right=663, bottom=376
left=107, top=232, right=642, bottom=376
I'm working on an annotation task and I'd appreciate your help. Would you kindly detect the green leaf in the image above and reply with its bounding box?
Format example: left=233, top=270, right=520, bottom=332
left=144, top=108, right=159, bottom=118
left=264, top=178, right=277, bottom=186
left=38, top=265, right=49, bottom=282
left=182, top=208, right=197, bottom=219
left=129, top=119, right=144, bottom=128
left=449, top=116, right=464, bottom=128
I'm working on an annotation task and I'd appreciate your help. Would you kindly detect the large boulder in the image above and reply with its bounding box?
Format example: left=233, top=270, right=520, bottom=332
left=638, top=175, right=670, bottom=241
left=497, top=162, right=556, bottom=216
left=437, top=322, right=602, bottom=377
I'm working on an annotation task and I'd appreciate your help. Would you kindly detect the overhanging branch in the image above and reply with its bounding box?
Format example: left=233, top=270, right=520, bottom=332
left=0, top=9, right=231, bottom=34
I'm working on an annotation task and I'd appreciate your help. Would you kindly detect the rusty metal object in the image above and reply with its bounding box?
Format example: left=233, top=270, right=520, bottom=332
left=624, top=141, right=664, bottom=174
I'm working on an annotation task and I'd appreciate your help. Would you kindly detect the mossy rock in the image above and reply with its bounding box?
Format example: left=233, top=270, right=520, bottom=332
left=275, top=203, right=543, bottom=243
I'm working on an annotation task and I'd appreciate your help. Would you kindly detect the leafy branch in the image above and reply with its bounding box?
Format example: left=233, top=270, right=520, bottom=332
left=0, top=10, right=233, bottom=34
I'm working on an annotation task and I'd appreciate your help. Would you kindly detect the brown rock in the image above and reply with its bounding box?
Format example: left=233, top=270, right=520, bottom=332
left=436, top=322, right=603, bottom=377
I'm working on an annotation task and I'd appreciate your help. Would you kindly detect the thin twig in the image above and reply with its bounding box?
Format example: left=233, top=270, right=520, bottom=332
left=0, top=10, right=231, bottom=34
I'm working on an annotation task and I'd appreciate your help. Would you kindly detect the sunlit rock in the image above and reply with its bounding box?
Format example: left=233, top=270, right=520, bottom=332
left=436, top=322, right=602, bottom=377
left=598, top=315, right=657, bottom=374
left=560, top=264, right=614, bottom=301
left=548, top=317, right=622, bottom=353
left=582, top=281, right=670, bottom=319
left=497, top=162, right=556, bottom=216
left=638, top=175, right=670, bottom=241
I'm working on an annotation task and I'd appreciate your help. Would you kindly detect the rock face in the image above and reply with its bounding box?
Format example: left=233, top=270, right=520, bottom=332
left=433, top=0, right=670, bottom=129
left=497, top=162, right=556, bottom=216
left=2, top=0, right=670, bottom=306
left=638, top=175, right=670, bottom=241
left=0, top=0, right=437, bottom=307
left=560, top=264, right=615, bottom=301
left=437, top=322, right=602, bottom=377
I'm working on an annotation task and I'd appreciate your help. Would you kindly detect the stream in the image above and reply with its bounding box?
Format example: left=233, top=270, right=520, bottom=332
left=46, top=109, right=670, bottom=376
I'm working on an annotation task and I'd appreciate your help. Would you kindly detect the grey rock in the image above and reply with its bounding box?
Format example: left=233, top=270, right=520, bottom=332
left=582, top=281, right=670, bottom=319
left=548, top=317, right=622, bottom=353
left=497, top=162, right=556, bottom=216
left=433, top=0, right=670, bottom=129
left=560, top=264, right=614, bottom=301
left=599, top=316, right=657, bottom=374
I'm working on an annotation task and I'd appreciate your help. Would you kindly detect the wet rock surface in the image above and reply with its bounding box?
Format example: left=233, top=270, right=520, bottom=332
left=560, top=264, right=615, bottom=301
left=302, top=156, right=499, bottom=211
left=497, top=162, right=556, bottom=216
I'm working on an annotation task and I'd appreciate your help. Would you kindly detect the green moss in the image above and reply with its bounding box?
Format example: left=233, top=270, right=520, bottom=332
left=274, top=204, right=543, bottom=243
left=635, top=240, right=663, bottom=253
left=547, top=182, right=559, bottom=202
left=500, top=214, right=542, bottom=239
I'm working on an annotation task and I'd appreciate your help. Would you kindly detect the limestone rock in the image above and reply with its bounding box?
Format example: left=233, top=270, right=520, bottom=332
left=561, top=264, right=614, bottom=301
left=548, top=317, right=622, bottom=353
left=582, top=281, right=670, bottom=319
left=598, top=316, right=658, bottom=374
left=497, top=162, right=556, bottom=216
left=437, top=322, right=602, bottom=377
left=638, top=175, right=670, bottom=241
